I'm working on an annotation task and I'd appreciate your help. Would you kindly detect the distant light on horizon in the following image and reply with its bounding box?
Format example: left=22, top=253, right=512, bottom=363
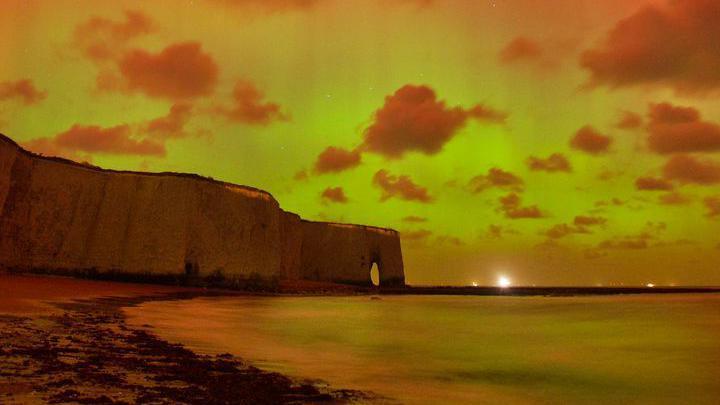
left=498, top=276, right=511, bottom=288
left=471, top=281, right=478, bottom=287
left=646, top=283, right=655, bottom=288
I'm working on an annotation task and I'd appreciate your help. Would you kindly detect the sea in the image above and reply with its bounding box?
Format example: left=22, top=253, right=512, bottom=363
left=125, top=294, right=720, bottom=404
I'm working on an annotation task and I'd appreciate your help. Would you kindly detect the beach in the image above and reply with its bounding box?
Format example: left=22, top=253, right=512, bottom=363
left=0, top=274, right=371, bottom=404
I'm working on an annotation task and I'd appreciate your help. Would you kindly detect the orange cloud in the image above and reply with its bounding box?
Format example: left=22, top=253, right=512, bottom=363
left=659, top=192, right=691, bottom=205
left=615, top=110, right=642, bottom=130
left=580, top=0, right=720, bottom=93
left=361, top=85, right=505, bottom=159
left=499, top=36, right=542, bottom=64
left=209, top=0, right=317, bottom=13
left=485, top=224, right=519, bottom=239
left=119, top=42, right=219, bottom=100
left=526, top=153, right=571, bottom=172
left=573, top=215, right=606, bottom=227
left=216, top=80, right=287, bottom=125
left=313, top=146, right=361, bottom=174
left=74, top=10, right=154, bottom=62
left=321, top=186, right=348, bottom=203
left=467, top=167, right=523, bottom=193
left=570, top=126, right=612, bottom=155
left=373, top=169, right=433, bottom=203
left=25, top=124, right=165, bottom=158
left=662, top=154, right=720, bottom=185
left=144, top=103, right=194, bottom=139
left=293, top=170, right=308, bottom=181
left=0, top=79, right=47, bottom=105
left=705, top=196, right=720, bottom=217
left=635, top=176, right=674, bottom=191
left=646, top=102, right=720, bottom=154
left=498, top=192, right=544, bottom=219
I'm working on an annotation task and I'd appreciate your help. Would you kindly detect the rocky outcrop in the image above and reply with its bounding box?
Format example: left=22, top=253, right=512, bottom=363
left=0, top=133, right=404, bottom=287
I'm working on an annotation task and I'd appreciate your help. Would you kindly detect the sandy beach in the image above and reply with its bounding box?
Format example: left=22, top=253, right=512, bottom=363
left=0, top=274, right=371, bottom=404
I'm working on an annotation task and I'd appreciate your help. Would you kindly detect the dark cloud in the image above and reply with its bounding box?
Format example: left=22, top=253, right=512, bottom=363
left=321, top=186, right=348, bottom=204
left=209, top=0, right=317, bottom=13
left=467, top=168, right=523, bottom=193
left=646, top=102, right=720, bottom=154
left=662, top=154, right=720, bottom=185
left=313, top=146, right=361, bottom=174
left=361, top=85, right=506, bottom=159
left=215, top=80, right=287, bottom=125
left=0, top=79, right=47, bottom=105
left=498, top=193, right=544, bottom=219
left=570, top=126, right=612, bottom=155
left=526, top=153, right=571, bottom=172
left=119, top=42, right=219, bottom=100
left=485, top=224, right=519, bottom=239
left=635, top=176, right=674, bottom=191
left=373, top=169, right=433, bottom=203
left=499, top=36, right=542, bottom=64
left=73, top=10, right=154, bottom=62
left=580, top=0, right=720, bottom=93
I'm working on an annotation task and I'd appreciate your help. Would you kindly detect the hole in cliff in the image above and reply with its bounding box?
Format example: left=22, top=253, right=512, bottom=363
left=185, top=261, right=199, bottom=278
left=370, top=262, right=380, bottom=287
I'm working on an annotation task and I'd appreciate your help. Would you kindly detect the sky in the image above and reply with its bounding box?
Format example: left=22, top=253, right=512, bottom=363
left=1, top=0, right=719, bottom=286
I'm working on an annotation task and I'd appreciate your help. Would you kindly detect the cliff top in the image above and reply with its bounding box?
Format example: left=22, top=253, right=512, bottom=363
left=0, top=132, right=399, bottom=235
left=0, top=132, right=274, bottom=201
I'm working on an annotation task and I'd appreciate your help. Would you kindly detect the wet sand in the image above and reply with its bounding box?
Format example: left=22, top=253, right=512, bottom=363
left=0, top=274, right=372, bottom=404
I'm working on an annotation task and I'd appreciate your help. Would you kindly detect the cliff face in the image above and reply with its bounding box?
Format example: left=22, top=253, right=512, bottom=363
left=0, top=134, right=404, bottom=287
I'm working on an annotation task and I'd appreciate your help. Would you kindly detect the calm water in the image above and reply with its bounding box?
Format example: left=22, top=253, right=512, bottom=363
left=125, top=294, right=720, bottom=404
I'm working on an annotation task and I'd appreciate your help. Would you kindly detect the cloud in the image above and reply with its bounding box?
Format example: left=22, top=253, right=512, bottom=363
left=215, top=80, right=287, bottom=125
left=570, top=125, right=612, bottom=154
left=635, top=176, right=674, bottom=191
left=485, top=224, right=519, bottom=239
left=615, top=110, right=642, bottom=130
left=313, top=146, right=361, bottom=174
left=662, top=154, right=720, bottom=185
left=402, top=215, right=427, bottom=223
left=705, top=196, right=720, bottom=217
left=580, top=0, right=720, bottom=93
left=543, top=224, right=580, bottom=239
left=208, top=0, right=317, bottom=13
left=526, top=153, right=571, bottom=172
left=73, top=10, right=154, bottom=62
left=361, top=84, right=506, bottom=159
left=646, top=102, right=720, bottom=154
left=573, top=215, right=607, bottom=227
left=0, top=79, right=47, bottom=105
left=24, top=124, right=165, bottom=158
left=498, top=193, right=544, bottom=219
left=659, top=191, right=691, bottom=205
left=119, top=42, right=219, bottom=100
left=499, top=36, right=542, bottom=64
left=373, top=169, right=433, bottom=203
left=402, top=229, right=433, bottom=241
left=293, top=170, right=308, bottom=181
left=467, top=167, right=523, bottom=193
left=143, top=103, right=194, bottom=139
left=321, top=186, right=348, bottom=203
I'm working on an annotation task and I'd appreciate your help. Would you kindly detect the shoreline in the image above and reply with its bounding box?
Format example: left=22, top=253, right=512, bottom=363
left=0, top=275, right=375, bottom=404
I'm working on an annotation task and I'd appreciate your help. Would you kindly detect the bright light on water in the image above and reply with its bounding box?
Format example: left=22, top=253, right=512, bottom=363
left=497, top=276, right=511, bottom=288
